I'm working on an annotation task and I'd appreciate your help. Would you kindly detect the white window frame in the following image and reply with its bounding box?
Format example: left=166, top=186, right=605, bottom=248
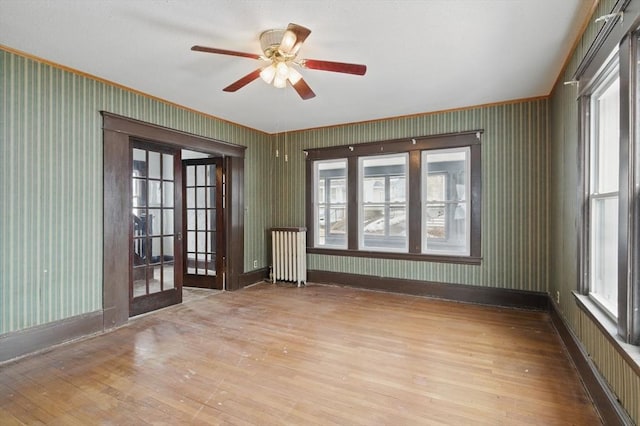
left=358, top=153, right=409, bottom=253
left=422, top=147, right=471, bottom=256
left=313, top=159, right=348, bottom=249
left=587, top=54, right=620, bottom=319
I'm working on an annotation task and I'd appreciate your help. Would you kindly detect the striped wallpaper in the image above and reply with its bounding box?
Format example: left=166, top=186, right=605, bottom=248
left=549, top=0, right=639, bottom=422
left=0, top=49, right=271, bottom=335
left=2, top=0, right=639, bottom=419
left=0, top=45, right=550, bottom=333
left=273, top=100, right=549, bottom=292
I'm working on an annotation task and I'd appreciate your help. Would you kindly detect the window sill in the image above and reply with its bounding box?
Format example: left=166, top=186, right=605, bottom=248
left=573, top=292, right=640, bottom=376
left=307, top=247, right=482, bottom=265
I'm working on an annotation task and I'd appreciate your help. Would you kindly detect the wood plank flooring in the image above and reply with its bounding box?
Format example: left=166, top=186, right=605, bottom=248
left=0, top=283, right=601, bottom=425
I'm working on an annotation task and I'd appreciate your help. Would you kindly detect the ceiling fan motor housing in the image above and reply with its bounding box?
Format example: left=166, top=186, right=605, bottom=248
left=260, top=29, right=288, bottom=59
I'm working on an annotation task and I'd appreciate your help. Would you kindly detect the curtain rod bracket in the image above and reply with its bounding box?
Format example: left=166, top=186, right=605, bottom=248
left=595, top=11, right=623, bottom=24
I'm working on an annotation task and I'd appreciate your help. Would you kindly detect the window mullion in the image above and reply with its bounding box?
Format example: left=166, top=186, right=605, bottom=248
left=408, top=150, right=421, bottom=253
left=347, top=156, right=359, bottom=250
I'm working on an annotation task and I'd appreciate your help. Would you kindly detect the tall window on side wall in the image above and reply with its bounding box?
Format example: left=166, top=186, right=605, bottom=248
left=305, top=131, right=481, bottom=264
left=587, top=57, right=620, bottom=318
left=576, top=1, right=640, bottom=346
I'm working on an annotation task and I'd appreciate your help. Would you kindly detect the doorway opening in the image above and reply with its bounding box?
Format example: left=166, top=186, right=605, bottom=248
left=103, top=112, right=245, bottom=327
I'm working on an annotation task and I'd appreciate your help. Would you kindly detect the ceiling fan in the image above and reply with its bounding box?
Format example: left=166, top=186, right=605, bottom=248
left=191, top=23, right=367, bottom=100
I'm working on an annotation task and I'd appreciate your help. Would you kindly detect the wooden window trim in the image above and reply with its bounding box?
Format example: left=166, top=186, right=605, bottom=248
left=305, top=131, right=482, bottom=264
left=576, top=1, right=640, bottom=345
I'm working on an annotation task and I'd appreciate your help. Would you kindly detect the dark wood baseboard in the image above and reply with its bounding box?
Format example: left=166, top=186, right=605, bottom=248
left=239, top=267, right=269, bottom=289
left=308, top=270, right=549, bottom=310
left=0, top=267, right=270, bottom=363
left=0, top=310, right=104, bottom=363
left=549, top=301, right=632, bottom=426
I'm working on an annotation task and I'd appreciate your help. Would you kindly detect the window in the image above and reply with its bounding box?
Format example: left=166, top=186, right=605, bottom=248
left=587, top=57, right=620, bottom=318
left=423, top=148, right=470, bottom=256
left=359, top=154, right=408, bottom=252
left=314, top=159, right=347, bottom=248
left=576, top=2, right=640, bottom=345
left=305, top=132, right=481, bottom=264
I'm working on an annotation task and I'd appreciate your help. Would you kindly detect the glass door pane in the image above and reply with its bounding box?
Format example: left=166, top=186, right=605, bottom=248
left=131, top=143, right=181, bottom=316
left=183, top=157, right=223, bottom=289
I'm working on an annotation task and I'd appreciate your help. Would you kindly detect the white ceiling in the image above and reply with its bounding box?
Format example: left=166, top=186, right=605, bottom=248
left=0, top=0, right=594, bottom=133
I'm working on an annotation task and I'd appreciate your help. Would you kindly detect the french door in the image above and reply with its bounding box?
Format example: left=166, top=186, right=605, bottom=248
left=130, top=142, right=183, bottom=316
left=183, top=158, right=224, bottom=290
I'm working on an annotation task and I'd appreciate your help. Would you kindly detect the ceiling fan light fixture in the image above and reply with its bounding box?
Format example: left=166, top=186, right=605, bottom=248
left=280, top=30, right=297, bottom=53
left=273, top=74, right=287, bottom=88
left=276, top=62, right=290, bottom=78
left=260, top=64, right=276, bottom=84
left=287, top=67, right=303, bottom=85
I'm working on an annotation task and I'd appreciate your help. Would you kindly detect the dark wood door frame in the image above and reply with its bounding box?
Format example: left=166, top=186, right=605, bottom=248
left=102, top=112, right=246, bottom=329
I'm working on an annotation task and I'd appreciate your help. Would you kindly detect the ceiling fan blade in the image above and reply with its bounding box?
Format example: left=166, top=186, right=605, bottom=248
left=286, top=23, right=311, bottom=55
left=302, top=59, right=367, bottom=76
left=191, top=45, right=262, bottom=60
left=223, top=69, right=262, bottom=92
left=291, top=78, right=316, bottom=100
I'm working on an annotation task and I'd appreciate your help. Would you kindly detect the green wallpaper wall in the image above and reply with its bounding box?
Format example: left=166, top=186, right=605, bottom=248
left=273, top=100, right=549, bottom=292
left=4, top=3, right=638, bottom=417
left=0, top=49, right=272, bottom=335
left=549, top=0, right=640, bottom=422
left=0, top=46, right=550, bottom=336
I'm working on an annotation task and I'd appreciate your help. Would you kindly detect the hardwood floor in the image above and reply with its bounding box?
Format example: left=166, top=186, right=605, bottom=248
left=182, top=287, right=222, bottom=304
left=0, top=283, right=601, bottom=425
